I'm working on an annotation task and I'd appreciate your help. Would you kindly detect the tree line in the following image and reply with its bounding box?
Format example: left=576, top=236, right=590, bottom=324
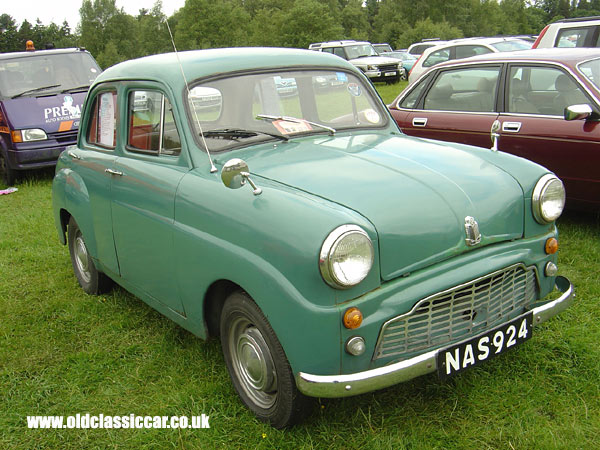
left=1, top=0, right=600, bottom=68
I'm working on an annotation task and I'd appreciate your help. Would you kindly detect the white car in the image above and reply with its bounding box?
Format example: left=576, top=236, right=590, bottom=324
left=533, top=16, right=600, bottom=49
left=309, top=40, right=404, bottom=83
left=408, top=37, right=532, bottom=84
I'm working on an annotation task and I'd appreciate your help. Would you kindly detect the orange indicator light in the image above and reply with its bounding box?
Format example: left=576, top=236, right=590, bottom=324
left=343, top=307, right=363, bottom=329
left=545, top=237, right=558, bottom=255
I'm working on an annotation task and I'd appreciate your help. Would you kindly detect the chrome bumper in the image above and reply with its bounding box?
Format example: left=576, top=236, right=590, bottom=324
left=296, top=276, right=574, bottom=398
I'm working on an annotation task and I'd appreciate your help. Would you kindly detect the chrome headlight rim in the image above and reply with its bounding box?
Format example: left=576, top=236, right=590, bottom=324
left=319, top=224, right=374, bottom=290
left=532, top=174, right=565, bottom=224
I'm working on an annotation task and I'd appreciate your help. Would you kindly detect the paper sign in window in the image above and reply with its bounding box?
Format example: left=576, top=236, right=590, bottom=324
left=99, top=93, right=115, bottom=147
left=272, top=119, right=312, bottom=135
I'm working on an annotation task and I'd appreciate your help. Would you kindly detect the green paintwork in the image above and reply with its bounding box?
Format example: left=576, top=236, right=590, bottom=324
left=52, top=47, right=564, bottom=380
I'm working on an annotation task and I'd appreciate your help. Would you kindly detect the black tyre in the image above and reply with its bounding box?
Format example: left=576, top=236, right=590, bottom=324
left=220, top=291, right=312, bottom=428
left=0, top=151, right=17, bottom=187
left=67, top=216, right=112, bottom=295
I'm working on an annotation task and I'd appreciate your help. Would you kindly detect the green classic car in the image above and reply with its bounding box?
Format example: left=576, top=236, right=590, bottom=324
left=52, top=48, right=574, bottom=428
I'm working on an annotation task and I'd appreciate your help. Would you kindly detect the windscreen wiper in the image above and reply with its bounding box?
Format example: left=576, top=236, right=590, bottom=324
left=11, top=84, right=61, bottom=99
left=61, top=84, right=90, bottom=93
left=256, top=114, right=336, bottom=135
left=202, top=128, right=288, bottom=141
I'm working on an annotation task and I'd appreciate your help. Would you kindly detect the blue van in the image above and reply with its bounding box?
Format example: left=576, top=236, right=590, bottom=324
left=0, top=46, right=101, bottom=185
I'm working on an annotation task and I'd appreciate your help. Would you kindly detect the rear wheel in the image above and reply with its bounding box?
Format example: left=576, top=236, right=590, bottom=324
left=220, top=291, right=312, bottom=428
left=67, top=216, right=112, bottom=294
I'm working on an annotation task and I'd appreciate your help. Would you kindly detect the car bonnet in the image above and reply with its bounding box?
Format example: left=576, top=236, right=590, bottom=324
left=234, top=133, right=526, bottom=281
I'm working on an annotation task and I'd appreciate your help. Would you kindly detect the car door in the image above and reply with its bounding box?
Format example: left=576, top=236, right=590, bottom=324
left=390, top=65, right=502, bottom=149
left=109, top=87, right=189, bottom=314
left=75, top=88, right=120, bottom=276
left=498, top=64, right=599, bottom=206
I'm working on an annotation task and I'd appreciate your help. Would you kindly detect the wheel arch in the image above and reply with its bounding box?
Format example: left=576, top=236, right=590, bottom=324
left=203, top=279, right=242, bottom=338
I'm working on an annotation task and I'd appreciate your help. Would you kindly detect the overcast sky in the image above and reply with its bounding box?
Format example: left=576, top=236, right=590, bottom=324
left=4, top=0, right=186, bottom=29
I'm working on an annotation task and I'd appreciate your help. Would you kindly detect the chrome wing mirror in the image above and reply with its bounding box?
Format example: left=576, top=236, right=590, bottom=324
left=564, top=104, right=593, bottom=121
left=221, top=158, right=262, bottom=196
left=490, top=120, right=501, bottom=152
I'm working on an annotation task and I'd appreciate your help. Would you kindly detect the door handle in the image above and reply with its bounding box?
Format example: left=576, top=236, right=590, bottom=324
left=412, top=118, right=428, bottom=127
left=502, top=121, right=522, bottom=133
left=105, top=168, right=123, bottom=176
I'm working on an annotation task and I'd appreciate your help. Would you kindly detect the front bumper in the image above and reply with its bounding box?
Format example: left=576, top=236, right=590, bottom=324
left=364, top=69, right=403, bottom=82
left=7, top=142, right=72, bottom=170
left=296, top=276, right=574, bottom=398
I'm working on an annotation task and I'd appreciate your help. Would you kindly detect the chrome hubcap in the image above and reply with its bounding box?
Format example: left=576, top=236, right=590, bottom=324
left=229, top=317, right=277, bottom=409
left=74, top=232, right=91, bottom=283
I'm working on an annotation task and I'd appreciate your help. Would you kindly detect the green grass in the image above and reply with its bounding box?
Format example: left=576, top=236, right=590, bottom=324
left=1, top=121, right=599, bottom=448
left=374, top=80, right=408, bottom=104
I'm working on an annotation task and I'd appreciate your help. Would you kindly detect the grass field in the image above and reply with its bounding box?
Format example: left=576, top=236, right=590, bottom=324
left=1, top=82, right=599, bottom=449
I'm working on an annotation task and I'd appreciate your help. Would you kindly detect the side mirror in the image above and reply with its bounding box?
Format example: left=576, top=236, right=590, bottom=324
left=221, top=158, right=262, bottom=196
left=564, top=104, right=593, bottom=121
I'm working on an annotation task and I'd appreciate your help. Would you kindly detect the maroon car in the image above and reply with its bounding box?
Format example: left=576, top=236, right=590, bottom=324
left=389, top=48, right=600, bottom=210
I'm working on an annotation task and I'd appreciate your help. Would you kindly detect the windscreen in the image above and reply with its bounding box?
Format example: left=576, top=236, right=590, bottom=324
left=187, top=69, right=387, bottom=153
left=0, top=51, right=101, bottom=98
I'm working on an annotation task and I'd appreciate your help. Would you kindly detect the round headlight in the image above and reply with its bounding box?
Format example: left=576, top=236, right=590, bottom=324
left=532, top=174, right=565, bottom=223
left=319, top=225, right=374, bottom=289
left=21, top=128, right=48, bottom=142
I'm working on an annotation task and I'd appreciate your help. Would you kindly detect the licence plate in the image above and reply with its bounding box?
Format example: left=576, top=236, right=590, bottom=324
left=384, top=71, right=397, bottom=76
left=437, top=312, right=533, bottom=379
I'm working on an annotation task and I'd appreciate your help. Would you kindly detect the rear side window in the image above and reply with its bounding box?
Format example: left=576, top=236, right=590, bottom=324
left=87, top=91, right=118, bottom=148
left=333, top=47, right=346, bottom=59
left=127, top=90, right=181, bottom=156
left=455, top=45, right=492, bottom=59
left=423, top=67, right=500, bottom=112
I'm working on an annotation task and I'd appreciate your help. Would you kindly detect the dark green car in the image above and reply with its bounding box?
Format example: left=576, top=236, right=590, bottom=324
left=52, top=48, right=574, bottom=428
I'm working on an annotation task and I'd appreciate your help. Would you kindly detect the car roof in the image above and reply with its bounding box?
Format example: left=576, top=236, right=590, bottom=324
left=431, top=47, right=600, bottom=67
left=310, top=40, right=371, bottom=48
left=0, top=48, right=90, bottom=61
left=428, top=36, right=530, bottom=49
left=551, top=15, right=600, bottom=24
left=94, top=47, right=358, bottom=91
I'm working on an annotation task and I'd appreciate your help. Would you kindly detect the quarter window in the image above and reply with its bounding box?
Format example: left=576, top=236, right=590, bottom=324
left=423, top=48, right=450, bottom=68
left=127, top=90, right=181, bottom=156
left=87, top=91, right=118, bottom=148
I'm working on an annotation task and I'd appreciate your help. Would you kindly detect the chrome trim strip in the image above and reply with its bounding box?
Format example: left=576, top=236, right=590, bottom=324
left=296, top=276, right=574, bottom=398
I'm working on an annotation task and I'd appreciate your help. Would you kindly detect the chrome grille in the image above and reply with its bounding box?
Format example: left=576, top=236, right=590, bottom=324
left=373, top=264, right=537, bottom=360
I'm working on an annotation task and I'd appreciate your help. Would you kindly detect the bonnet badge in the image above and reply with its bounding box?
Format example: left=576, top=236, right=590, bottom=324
left=464, top=216, right=481, bottom=246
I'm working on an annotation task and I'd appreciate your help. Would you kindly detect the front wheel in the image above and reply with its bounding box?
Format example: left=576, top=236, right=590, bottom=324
left=67, top=216, right=112, bottom=295
left=220, top=291, right=312, bottom=428
left=0, top=151, right=17, bottom=187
